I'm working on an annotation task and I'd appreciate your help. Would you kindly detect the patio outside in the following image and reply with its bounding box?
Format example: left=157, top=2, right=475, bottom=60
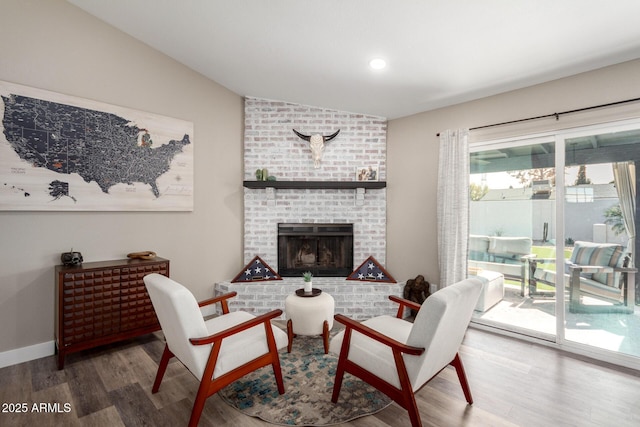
left=469, top=163, right=640, bottom=360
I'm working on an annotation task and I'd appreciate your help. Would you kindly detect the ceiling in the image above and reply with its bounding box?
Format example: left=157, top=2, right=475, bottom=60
left=68, top=0, right=640, bottom=119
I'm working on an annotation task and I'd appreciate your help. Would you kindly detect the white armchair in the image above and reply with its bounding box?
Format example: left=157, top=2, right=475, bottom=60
left=329, top=278, right=482, bottom=427
left=144, top=273, right=288, bottom=427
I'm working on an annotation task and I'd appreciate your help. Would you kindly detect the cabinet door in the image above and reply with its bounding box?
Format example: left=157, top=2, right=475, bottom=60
left=61, top=269, right=121, bottom=346
left=119, top=262, right=167, bottom=331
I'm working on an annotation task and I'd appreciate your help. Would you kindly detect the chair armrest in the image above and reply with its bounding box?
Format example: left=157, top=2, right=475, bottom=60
left=388, top=295, right=422, bottom=318
left=189, top=309, right=283, bottom=346
left=198, top=291, right=238, bottom=314
left=569, top=264, right=612, bottom=274
left=334, top=313, right=424, bottom=356
left=525, top=256, right=556, bottom=264
left=569, top=264, right=638, bottom=274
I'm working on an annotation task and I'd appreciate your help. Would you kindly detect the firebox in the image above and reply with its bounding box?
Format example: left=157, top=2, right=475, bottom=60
left=278, top=223, right=353, bottom=277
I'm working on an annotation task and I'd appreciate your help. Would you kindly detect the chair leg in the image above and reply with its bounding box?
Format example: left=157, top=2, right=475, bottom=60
left=406, top=399, right=422, bottom=427
left=322, top=320, right=330, bottom=354
left=331, top=362, right=345, bottom=403
left=269, top=334, right=285, bottom=395
left=451, top=353, right=473, bottom=404
left=287, top=319, right=294, bottom=353
left=188, top=382, right=210, bottom=427
left=331, top=328, right=352, bottom=403
left=393, top=350, right=422, bottom=427
left=152, top=344, right=173, bottom=393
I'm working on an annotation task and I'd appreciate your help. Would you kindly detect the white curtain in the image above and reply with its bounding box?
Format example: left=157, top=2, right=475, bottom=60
left=437, top=129, right=470, bottom=286
left=612, top=161, right=636, bottom=266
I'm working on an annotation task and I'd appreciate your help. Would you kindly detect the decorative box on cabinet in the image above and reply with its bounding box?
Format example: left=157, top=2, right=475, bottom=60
left=55, top=257, right=169, bottom=369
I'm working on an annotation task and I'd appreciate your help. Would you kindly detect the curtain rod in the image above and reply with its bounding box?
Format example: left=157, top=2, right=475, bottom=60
left=436, top=96, right=640, bottom=137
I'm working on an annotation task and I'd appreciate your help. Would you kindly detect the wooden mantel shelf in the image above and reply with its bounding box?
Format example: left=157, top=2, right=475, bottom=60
left=243, top=180, right=386, bottom=190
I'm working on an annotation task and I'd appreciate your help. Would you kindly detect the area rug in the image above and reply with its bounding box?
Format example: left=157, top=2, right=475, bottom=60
left=219, top=333, right=392, bottom=426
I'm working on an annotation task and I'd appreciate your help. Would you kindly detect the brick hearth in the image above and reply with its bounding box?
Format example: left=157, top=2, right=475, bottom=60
left=214, top=278, right=405, bottom=320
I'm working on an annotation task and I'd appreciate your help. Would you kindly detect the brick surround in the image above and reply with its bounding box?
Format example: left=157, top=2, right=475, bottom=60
left=215, top=278, right=406, bottom=321
left=214, top=97, right=396, bottom=319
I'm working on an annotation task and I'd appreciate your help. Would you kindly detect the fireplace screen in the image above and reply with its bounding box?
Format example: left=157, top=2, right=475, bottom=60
left=278, top=223, right=353, bottom=277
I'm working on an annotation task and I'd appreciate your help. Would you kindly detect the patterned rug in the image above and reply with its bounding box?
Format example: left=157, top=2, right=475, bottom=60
left=219, top=333, right=392, bottom=426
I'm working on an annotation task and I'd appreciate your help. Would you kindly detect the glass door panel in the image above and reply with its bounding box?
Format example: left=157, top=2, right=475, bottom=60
left=469, top=138, right=557, bottom=339
left=562, top=127, right=640, bottom=358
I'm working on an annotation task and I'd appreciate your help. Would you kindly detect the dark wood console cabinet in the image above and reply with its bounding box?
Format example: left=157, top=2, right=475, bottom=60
left=55, top=257, right=169, bottom=369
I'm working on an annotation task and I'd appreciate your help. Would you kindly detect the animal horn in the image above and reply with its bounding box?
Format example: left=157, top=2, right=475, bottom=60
left=292, top=129, right=311, bottom=141
left=323, top=129, right=340, bottom=142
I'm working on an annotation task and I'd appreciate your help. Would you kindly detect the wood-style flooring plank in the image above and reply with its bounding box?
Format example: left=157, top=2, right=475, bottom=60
left=78, top=406, right=125, bottom=427
left=108, top=382, right=168, bottom=426
left=64, top=356, right=112, bottom=418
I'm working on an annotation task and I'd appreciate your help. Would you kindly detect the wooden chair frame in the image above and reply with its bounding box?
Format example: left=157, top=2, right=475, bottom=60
left=151, top=291, right=285, bottom=427
left=331, top=295, right=473, bottom=427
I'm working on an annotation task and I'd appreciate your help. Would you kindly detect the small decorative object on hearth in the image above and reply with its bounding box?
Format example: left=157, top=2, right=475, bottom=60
left=346, top=255, right=396, bottom=283
left=231, top=255, right=282, bottom=282
left=261, top=168, right=269, bottom=181
left=255, top=168, right=263, bottom=180
left=127, top=250, right=157, bottom=260
left=303, top=271, right=313, bottom=293
left=61, top=249, right=83, bottom=266
left=403, top=274, right=431, bottom=316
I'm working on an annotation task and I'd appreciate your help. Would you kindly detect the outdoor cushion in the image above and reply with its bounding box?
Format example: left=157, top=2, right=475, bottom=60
left=570, top=241, right=625, bottom=288
left=488, top=236, right=532, bottom=258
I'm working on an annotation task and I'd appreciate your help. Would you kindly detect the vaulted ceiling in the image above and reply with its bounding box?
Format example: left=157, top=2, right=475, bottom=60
left=68, top=0, right=640, bottom=119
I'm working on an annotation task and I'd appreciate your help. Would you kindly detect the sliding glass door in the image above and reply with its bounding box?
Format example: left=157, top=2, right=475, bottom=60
left=469, top=119, right=640, bottom=368
left=561, top=125, right=640, bottom=362
left=469, top=136, right=557, bottom=339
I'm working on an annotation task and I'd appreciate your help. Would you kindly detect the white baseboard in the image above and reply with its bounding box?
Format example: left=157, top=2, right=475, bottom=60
left=0, top=341, right=55, bottom=369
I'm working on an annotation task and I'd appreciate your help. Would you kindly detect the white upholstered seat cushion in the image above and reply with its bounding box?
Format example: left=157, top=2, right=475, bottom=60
left=204, top=311, right=288, bottom=379
left=330, top=315, right=413, bottom=389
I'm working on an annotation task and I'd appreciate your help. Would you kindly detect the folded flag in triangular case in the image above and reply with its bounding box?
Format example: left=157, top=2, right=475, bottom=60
left=346, top=255, right=396, bottom=283
left=231, top=256, right=282, bottom=282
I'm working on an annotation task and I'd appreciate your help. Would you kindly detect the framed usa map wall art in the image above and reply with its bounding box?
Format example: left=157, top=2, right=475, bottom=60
left=0, top=80, right=194, bottom=211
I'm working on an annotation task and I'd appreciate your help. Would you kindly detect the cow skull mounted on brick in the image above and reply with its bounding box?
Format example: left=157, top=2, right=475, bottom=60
left=292, top=129, right=340, bottom=168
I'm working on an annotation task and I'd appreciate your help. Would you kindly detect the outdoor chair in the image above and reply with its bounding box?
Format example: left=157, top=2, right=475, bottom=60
left=468, top=234, right=532, bottom=285
left=523, top=241, right=636, bottom=313
left=329, top=278, right=482, bottom=427
left=144, top=273, right=288, bottom=427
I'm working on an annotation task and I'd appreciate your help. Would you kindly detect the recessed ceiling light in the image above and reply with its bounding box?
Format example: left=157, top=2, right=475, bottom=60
left=369, top=58, right=386, bottom=70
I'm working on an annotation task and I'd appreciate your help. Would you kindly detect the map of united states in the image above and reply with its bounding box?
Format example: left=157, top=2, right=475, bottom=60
left=2, top=93, right=190, bottom=200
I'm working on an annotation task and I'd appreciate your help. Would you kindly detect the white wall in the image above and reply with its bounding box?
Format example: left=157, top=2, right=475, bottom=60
left=0, top=0, right=243, bottom=360
left=470, top=199, right=626, bottom=245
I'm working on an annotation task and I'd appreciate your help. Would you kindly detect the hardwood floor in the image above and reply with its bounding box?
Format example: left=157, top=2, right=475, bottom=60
left=1, top=326, right=639, bottom=427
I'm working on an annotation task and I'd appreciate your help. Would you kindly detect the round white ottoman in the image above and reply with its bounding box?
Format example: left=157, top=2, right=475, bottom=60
left=285, top=291, right=335, bottom=353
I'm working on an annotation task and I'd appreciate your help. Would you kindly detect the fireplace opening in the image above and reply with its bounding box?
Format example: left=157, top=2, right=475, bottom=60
left=278, top=223, right=353, bottom=277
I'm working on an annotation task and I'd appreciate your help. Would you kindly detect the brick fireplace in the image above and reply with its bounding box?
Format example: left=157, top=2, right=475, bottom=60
left=214, top=97, right=404, bottom=319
